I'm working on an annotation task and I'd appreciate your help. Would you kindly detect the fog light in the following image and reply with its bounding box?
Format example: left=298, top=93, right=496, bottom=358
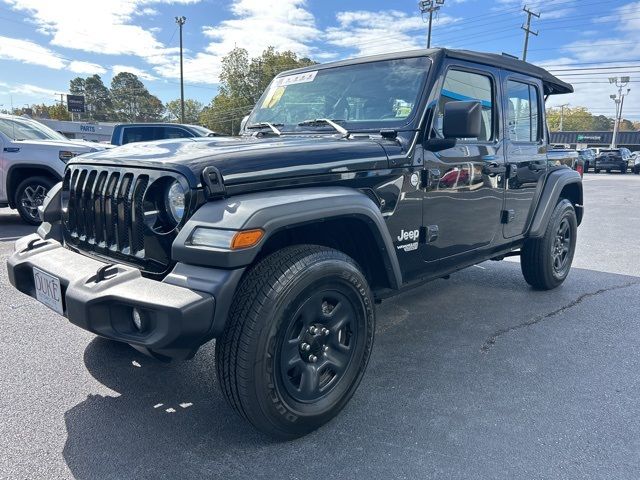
left=132, top=308, right=145, bottom=332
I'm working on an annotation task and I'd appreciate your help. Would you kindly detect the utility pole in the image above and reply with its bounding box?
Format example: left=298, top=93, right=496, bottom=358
left=558, top=103, right=569, bottom=131
left=175, top=16, right=186, bottom=124
left=419, top=0, right=445, bottom=49
left=609, top=76, right=631, bottom=148
left=521, top=5, right=540, bottom=62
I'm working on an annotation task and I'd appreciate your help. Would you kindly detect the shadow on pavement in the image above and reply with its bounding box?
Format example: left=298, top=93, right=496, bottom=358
left=61, top=262, right=640, bottom=479
left=0, top=208, right=36, bottom=239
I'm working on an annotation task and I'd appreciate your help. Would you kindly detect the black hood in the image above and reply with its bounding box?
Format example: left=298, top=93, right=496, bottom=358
left=73, top=135, right=392, bottom=188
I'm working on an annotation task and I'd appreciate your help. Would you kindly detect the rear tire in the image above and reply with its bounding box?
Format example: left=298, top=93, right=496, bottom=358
left=520, top=199, right=577, bottom=290
left=216, top=245, right=375, bottom=439
left=634, top=165, right=640, bottom=174
left=14, top=176, right=55, bottom=225
left=621, top=165, right=627, bottom=174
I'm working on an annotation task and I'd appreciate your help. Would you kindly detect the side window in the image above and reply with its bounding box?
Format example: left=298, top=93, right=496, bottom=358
left=162, top=127, right=192, bottom=139
left=435, top=69, right=494, bottom=142
left=122, top=127, right=156, bottom=144
left=506, top=81, right=540, bottom=142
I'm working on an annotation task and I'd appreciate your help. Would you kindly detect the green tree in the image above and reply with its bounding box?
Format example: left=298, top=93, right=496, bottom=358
left=110, top=72, right=164, bottom=122
left=546, top=106, right=595, bottom=131
left=201, top=47, right=316, bottom=135
left=48, top=103, right=71, bottom=120
left=592, top=115, right=614, bottom=131
left=619, top=119, right=635, bottom=131
left=165, top=99, right=204, bottom=123
left=69, top=75, right=113, bottom=121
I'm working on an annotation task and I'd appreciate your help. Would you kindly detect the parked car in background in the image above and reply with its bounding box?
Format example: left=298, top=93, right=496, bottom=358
left=632, top=151, right=640, bottom=174
left=0, top=114, right=109, bottom=224
left=110, top=123, right=225, bottom=146
left=578, top=148, right=596, bottom=173
left=549, top=147, right=584, bottom=177
left=594, top=148, right=632, bottom=174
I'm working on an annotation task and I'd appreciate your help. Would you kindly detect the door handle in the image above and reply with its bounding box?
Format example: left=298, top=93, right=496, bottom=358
left=482, top=162, right=506, bottom=175
left=3, top=147, right=20, bottom=153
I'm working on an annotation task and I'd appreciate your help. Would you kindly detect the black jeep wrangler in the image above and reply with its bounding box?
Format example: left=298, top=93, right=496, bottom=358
left=7, top=49, right=582, bottom=439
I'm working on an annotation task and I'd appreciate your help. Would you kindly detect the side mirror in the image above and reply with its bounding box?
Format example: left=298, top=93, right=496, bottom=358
left=240, top=115, right=249, bottom=133
left=442, top=101, right=482, bottom=139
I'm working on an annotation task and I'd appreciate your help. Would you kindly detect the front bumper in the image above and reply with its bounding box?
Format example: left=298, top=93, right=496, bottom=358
left=7, top=234, right=216, bottom=360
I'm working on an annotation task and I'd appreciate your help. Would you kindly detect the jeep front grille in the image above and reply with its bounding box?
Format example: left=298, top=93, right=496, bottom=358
left=62, top=164, right=185, bottom=275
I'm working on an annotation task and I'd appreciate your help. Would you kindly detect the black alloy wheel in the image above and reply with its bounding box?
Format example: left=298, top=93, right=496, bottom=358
left=551, top=218, right=572, bottom=278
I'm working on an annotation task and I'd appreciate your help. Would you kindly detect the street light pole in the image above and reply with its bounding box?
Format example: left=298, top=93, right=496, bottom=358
left=419, top=0, right=445, bottom=48
left=609, top=76, right=631, bottom=148
left=175, top=16, right=187, bottom=124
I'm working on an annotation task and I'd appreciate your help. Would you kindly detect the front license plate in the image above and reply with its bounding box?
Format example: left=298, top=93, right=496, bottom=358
left=33, top=268, right=64, bottom=315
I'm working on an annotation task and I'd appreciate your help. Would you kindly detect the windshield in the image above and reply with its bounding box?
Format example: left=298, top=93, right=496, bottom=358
left=0, top=117, right=68, bottom=141
left=247, top=57, right=430, bottom=132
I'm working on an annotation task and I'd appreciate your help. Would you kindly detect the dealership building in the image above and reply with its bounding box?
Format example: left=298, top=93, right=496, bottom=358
left=550, top=131, right=640, bottom=151
left=36, top=118, right=115, bottom=143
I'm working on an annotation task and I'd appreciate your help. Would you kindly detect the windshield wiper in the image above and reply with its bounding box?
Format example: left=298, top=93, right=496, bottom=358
left=297, top=118, right=349, bottom=137
left=246, top=122, right=283, bottom=136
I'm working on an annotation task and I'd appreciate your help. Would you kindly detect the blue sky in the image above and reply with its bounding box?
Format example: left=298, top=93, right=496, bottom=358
left=0, top=0, right=639, bottom=120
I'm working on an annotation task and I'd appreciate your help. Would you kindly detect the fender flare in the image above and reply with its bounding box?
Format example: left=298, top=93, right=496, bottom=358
left=528, top=168, right=583, bottom=238
left=173, top=186, right=403, bottom=289
left=6, top=163, right=63, bottom=208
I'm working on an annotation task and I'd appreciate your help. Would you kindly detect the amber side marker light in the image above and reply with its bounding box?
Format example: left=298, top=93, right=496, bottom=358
left=231, top=229, right=264, bottom=250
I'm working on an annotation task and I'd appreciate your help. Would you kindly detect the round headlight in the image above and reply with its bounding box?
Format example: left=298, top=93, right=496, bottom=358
left=166, top=180, right=186, bottom=223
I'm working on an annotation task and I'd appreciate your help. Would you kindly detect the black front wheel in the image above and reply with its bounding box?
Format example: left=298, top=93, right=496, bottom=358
left=520, top=199, right=577, bottom=290
left=621, top=165, right=627, bottom=174
left=216, top=245, right=375, bottom=439
left=14, top=176, right=54, bottom=225
left=634, top=165, right=640, bottom=174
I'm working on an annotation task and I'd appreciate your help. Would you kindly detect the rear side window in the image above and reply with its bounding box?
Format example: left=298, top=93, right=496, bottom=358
left=122, top=127, right=158, bottom=144
left=435, top=69, right=494, bottom=142
left=163, top=127, right=192, bottom=139
left=506, top=81, right=540, bottom=142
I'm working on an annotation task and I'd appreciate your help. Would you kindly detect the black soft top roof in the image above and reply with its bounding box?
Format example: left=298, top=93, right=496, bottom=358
left=282, top=48, right=573, bottom=96
left=441, top=49, right=573, bottom=95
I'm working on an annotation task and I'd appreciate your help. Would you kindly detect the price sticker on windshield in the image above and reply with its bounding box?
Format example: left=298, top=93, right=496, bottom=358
left=274, top=71, right=318, bottom=87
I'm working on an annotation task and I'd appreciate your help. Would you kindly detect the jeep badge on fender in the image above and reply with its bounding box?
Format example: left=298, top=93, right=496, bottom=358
left=7, top=48, right=582, bottom=439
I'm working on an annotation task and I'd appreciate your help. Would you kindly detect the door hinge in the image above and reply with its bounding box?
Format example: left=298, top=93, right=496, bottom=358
left=501, top=209, right=515, bottom=224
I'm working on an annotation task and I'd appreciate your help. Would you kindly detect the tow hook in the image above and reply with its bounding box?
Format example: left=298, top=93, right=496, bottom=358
left=94, top=264, right=118, bottom=283
left=21, top=238, right=48, bottom=253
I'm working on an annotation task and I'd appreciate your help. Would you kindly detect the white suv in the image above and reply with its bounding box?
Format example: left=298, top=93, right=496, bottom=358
left=0, top=114, right=109, bottom=224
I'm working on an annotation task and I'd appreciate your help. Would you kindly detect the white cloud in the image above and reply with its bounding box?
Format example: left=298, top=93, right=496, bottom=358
left=536, top=0, right=640, bottom=121
left=154, top=0, right=321, bottom=83
left=112, top=64, right=158, bottom=81
left=9, top=83, right=57, bottom=98
left=68, top=60, right=106, bottom=75
left=326, top=10, right=459, bottom=56
left=0, top=35, right=65, bottom=68
left=2, top=0, right=197, bottom=59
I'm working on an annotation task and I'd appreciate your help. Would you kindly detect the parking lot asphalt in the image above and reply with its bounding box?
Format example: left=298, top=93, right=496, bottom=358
left=1, top=173, right=639, bottom=480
